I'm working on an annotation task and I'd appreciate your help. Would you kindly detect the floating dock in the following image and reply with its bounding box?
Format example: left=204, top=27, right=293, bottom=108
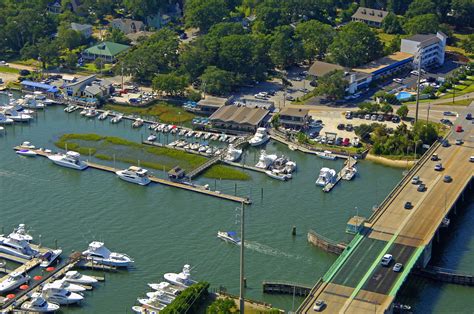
left=322, top=157, right=358, bottom=192
left=13, top=147, right=251, bottom=205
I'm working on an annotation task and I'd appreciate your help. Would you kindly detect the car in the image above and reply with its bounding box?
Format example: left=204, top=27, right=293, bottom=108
left=393, top=78, right=403, bottom=83
left=431, top=153, right=439, bottom=161
left=377, top=115, right=384, bottom=122
left=466, top=113, right=472, bottom=120
left=441, top=140, right=450, bottom=147
left=411, top=176, right=420, bottom=184
left=381, top=254, right=393, bottom=266
left=434, top=163, right=443, bottom=171
left=285, top=95, right=294, bottom=101
left=371, top=114, right=378, bottom=121
left=342, top=138, right=350, bottom=146
left=357, top=113, right=364, bottom=119
left=440, top=118, right=453, bottom=126
left=393, top=263, right=403, bottom=272
left=337, top=123, right=345, bottom=130
left=335, top=137, right=343, bottom=145
left=309, top=131, right=319, bottom=139
left=384, top=115, right=393, bottom=121
left=345, top=124, right=353, bottom=131
left=327, top=138, right=335, bottom=145
left=455, top=125, right=463, bottom=132
left=417, top=184, right=426, bottom=192
left=404, top=201, right=413, bottom=209
left=313, top=300, right=326, bottom=312
left=179, top=33, right=188, bottom=39
left=455, top=139, right=463, bottom=145
left=320, top=136, right=327, bottom=144
left=470, top=156, right=474, bottom=162
left=443, top=175, right=452, bottom=183
left=19, top=69, right=30, bottom=76
left=443, top=111, right=456, bottom=116
left=392, top=116, right=400, bottom=123
left=0, top=61, right=9, bottom=66
left=365, top=114, right=371, bottom=120
left=345, top=111, right=353, bottom=119
left=309, top=80, right=317, bottom=87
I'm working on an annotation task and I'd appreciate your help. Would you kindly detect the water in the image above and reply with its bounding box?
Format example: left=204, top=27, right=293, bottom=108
left=0, top=105, right=471, bottom=313
left=396, top=91, right=414, bottom=101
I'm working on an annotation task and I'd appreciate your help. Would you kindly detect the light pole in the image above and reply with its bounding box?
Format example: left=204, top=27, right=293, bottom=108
left=426, top=104, right=431, bottom=124
left=414, top=55, right=422, bottom=123
left=239, top=201, right=245, bottom=314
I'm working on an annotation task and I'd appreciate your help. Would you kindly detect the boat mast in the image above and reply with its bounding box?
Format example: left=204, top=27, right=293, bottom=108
left=239, top=201, right=245, bottom=314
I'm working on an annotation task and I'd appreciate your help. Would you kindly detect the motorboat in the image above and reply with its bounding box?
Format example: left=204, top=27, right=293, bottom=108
left=255, top=150, right=277, bottom=169
left=224, top=145, right=242, bottom=162
left=110, top=114, right=123, bottom=124
left=228, top=136, right=236, bottom=143
left=145, top=290, right=176, bottom=304
left=4, top=109, right=33, bottom=122
left=22, top=95, right=45, bottom=109
left=168, top=141, right=178, bottom=147
left=186, top=131, right=194, bottom=137
left=0, top=272, right=30, bottom=293
left=98, top=111, right=110, bottom=120
left=42, top=282, right=84, bottom=305
left=51, top=279, right=86, bottom=292
left=342, top=166, right=357, bottom=181
left=63, top=271, right=98, bottom=285
left=11, top=223, right=33, bottom=242
left=0, top=233, right=38, bottom=259
left=149, top=123, right=159, bottom=130
left=248, top=127, right=269, bottom=146
left=20, top=141, right=35, bottom=149
left=40, top=249, right=62, bottom=267
left=132, top=118, right=144, bottom=128
left=132, top=305, right=159, bottom=314
left=137, top=297, right=167, bottom=311
left=116, top=166, right=151, bottom=186
left=210, top=134, right=219, bottom=141
left=7, top=101, right=36, bottom=114
left=20, top=292, right=60, bottom=312
left=147, top=134, right=157, bottom=142
left=315, top=167, right=337, bottom=186
left=0, top=113, right=14, bottom=124
left=164, top=264, right=196, bottom=287
left=214, top=149, right=222, bottom=156
left=170, top=126, right=178, bottom=134
left=265, top=170, right=292, bottom=181
left=316, top=150, right=336, bottom=160
left=64, top=105, right=77, bottom=113
left=288, top=144, right=298, bottom=151
left=16, top=149, right=37, bottom=157
left=147, top=282, right=182, bottom=296
left=175, top=141, right=186, bottom=148
left=198, top=145, right=208, bottom=153
left=48, top=151, right=88, bottom=170
left=205, top=147, right=213, bottom=154
left=219, top=134, right=227, bottom=142
left=80, top=108, right=87, bottom=115
left=217, top=231, right=241, bottom=245
left=179, top=129, right=187, bottom=136
left=195, top=132, right=202, bottom=138
left=203, top=133, right=211, bottom=140
left=82, top=241, right=134, bottom=267
left=270, top=156, right=296, bottom=174
left=84, top=108, right=98, bottom=118
left=285, top=161, right=297, bottom=173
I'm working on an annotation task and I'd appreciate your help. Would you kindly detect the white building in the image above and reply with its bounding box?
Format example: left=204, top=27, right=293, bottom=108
left=401, top=32, right=447, bottom=68
left=71, top=23, right=93, bottom=39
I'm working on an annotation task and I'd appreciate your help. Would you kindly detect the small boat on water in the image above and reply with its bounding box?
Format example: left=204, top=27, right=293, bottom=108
left=342, top=166, right=357, bottom=180
left=80, top=108, right=87, bottom=115
left=42, top=281, right=84, bottom=305
left=0, top=232, right=39, bottom=259
left=255, top=150, right=277, bottom=169
left=0, top=113, right=14, bottom=124
left=40, top=249, right=62, bottom=267
left=84, top=108, right=98, bottom=118
left=315, top=167, right=336, bottom=186
left=179, top=129, right=187, bottom=136
left=248, top=127, right=270, bottom=146
left=132, top=118, right=144, bottom=128
left=147, top=134, right=157, bottom=142
left=20, top=141, right=35, bottom=149
left=224, top=145, right=242, bottom=162
left=48, top=151, right=88, bottom=170
left=51, top=279, right=86, bottom=293
left=0, top=272, right=30, bottom=293
left=316, top=150, right=336, bottom=160
left=217, top=231, right=241, bottom=245
left=210, top=134, right=219, bottom=141
left=63, top=271, right=97, bottom=285
left=64, top=105, right=77, bottom=113
left=265, top=170, right=292, bottom=181
left=98, top=111, right=110, bottom=120
left=116, top=166, right=151, bottom=186
left=186, top=131, right=194, bottom=137
left=164, top=264, right=196, bottom=287
left=132, top=305, right=159, bottom=314
left=219, top=134, right=227, bottom=142
left=195, top=132, right=202, bottom=138
left=145, top=290, right=176, bottom=304
left=16, top=149, right=37, bottom=157
left=20, top=292, right=60, bottom=313
left=203, top=133, right=211, bottom=140
left=137, top=298, right=167, bottom=311
left=82, top=241, right=134, bottom=267
left=148, top=282, right=182, bottom=296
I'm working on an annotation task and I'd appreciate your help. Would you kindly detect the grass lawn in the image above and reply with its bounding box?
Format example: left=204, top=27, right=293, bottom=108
left=79, top=62, right=113, bottom=74
left=434, top=99, right=472, bottom=106
left=105, top=102, right=196, bottom=124
left=0, top=66, right=20, bottom=74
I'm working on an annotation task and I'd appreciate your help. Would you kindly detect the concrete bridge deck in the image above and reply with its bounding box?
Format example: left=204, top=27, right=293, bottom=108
left=298, top=102, right=474, bottom=313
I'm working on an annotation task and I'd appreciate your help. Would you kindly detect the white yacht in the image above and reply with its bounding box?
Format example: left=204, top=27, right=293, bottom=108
left=132, top=305, right=159, bottom=314
left=42, top=282, right=84, bottom=304
left=20, top=141, right=35, bottom=149
left=0, top=113, right=14, bottom=124
left=147, top=134, right=157, bottom=142
left=80, top=108, right=88, bottom=115
left=0, top=272, right=30, bottom=293
left=217, top=231, right=241, bottom=245
left=51, top=279, right=86, bottom=292
left=21, top=95, right=45, bottom=109
left=116, top=166, right=151, bottom=186
left=20, top=293, right=60, bottom=312
left=316, top=150, right=337, bottom=160
left=179, top=129, right=187, bottom=136
left=132, top=118, right=144, bottom=128
left=342, top=166, right=357, bottom=181
left=5, top=109, right=33, bottom=122
left=48, top=151, right=88, bottom=170
left=98, top=111, right=110, bottom=120
left=265, top=170, right=292, bottom=181
left=40, top=249, right=62, bottom=268
left=255, top=150, right=277, bottom=169
left=164, top=264, right=196, bottom=287
left=137, top=298, right=166, bottom=311
left=148, top=282, right=182, bottom=296
left=145, top=290, right=176, bottom=304
left=84, top=108, right=98, bottom=118
left=315, top=167, right=337, bottom=186
left=63, top=271, right=97, bottom=285
left=224, top=145, right=242, bottom=162
left=16, top=149, right=37, bottom=157
left=82, top=241, right=134, bottom=267
left=0, top=233, right=38, bottom=259
left=248, top=127, right=270, bottom=146
left=110, top=114, right=123, bottom=124
left=284, top=161, right=297, bottom=173
left=11, top=223, right=33, bottom=242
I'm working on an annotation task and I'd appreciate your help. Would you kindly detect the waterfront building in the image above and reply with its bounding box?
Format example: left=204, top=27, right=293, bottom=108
left=279, top=108, right=310, bottom=130
left=20, top=81, right=59, bottom=96
left=209, top=105, right=269, bottom=133
left=401, top=32, right=447, bottom=68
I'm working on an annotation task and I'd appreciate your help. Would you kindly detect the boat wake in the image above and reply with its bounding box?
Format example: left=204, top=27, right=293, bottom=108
left=244, top=241, right=310, bottom=262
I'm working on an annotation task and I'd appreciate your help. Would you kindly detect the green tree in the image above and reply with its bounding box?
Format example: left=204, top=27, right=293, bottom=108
left=450, top=0, right=474, bottom=28
left=62, top=51, right=79, bottom=69
left=295, top=20, right=335, bottom=60
left=384, top=35, right=401, bottom=55
left=328, top=22, right=383, bottom=67
left=123, top=0, right=167, bottom=20
left=152, top=73, right=187, bottom=96
left=404, top=14, right=439, bottom=34
left=460, top=34, right=474, bottom=53
left=57, top=24, right=86, bottom=50
left=382, top=13, right=403, bottom=34
left=397, top=104, right=409, bottom=119
left=207, top=298, right=237, bottom=314
left=316, top=70, right=348, bottom=101
left=218, top=35, right=257, bottom=84
left=269, top=26, right=303, bottom=69
left=185, top=0, right=230, bottom=33
left=381, top=103, right=394, bottom=114
left=405, top=0, right=436, bottom=18
left=253, top=0, right=288, bottom=34
left=106, top=28, right=132, bottom=45
left=200, top=66, right=234, bottom=95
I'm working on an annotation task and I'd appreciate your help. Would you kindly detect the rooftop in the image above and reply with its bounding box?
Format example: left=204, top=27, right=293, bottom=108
left=404, top=32, right=446, bottom=48
left=210, top=105, right=269, bottom=126
left=352, top=7, right=389, bottom=23
left=308, top=61, right=345, bottom=77
left=70, top=22, right=92, bottom=32
left=83, top=41, right=130, bottom=57
left=66, top=75, right=96, bottom=87
left=20, top=80, right=59, bottom=93
left=352, top=51, right=414, bottom=74
left=198, top=96, right=231, bottom=108
left=280, top=107, right=309, bottom=118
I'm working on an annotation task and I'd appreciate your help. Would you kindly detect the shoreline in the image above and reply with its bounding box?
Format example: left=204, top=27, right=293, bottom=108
left=366, top=153, right=415, bottom=169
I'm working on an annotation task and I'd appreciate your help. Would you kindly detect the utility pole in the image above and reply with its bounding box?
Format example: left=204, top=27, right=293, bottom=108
left=239, top=201, right=245, bottom=314
left=426, top=104, right=431, bottom=124
left=414, top=55, right=422, bottom=123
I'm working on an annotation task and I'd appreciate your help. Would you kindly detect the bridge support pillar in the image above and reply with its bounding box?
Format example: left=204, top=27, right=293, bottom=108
left=420, top=240, right=432, bottom=268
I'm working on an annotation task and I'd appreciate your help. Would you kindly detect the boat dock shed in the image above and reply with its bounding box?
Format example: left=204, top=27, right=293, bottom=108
left=20, top=80, right=60, bottom=95
left=209, top=105, right=270, bottom=133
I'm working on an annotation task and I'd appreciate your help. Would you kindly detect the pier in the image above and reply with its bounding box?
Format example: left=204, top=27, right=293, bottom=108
left=13, top=146, right=251, bottom=205
left=262, top=281, right=312, bottom=297
left=322, top=157, right=358, bottom=193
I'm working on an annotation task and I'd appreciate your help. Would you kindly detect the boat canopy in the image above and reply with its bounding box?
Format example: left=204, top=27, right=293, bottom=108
left=227, top=231, right=237, bottom=237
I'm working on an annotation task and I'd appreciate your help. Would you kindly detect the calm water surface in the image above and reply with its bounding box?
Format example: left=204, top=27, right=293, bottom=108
left=0, top=103, right=471, bottom=313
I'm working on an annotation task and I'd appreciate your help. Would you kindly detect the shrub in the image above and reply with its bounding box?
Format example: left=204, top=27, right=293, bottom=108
left=162, top=282, right=210, bottom=314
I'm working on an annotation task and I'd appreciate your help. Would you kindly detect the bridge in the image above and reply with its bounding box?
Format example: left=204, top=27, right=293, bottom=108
left=298, top=102, right=474, bottom=313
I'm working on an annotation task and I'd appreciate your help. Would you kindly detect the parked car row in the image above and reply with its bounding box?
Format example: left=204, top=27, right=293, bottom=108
left=348, top=112, right=401, bottom=123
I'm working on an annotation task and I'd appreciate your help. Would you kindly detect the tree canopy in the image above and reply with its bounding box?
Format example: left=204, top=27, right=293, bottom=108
left=316, top=70, right=348, bottom=101
left=295, top=20, right=335, bottom=60
left=404, top=14, right=439, bottom=34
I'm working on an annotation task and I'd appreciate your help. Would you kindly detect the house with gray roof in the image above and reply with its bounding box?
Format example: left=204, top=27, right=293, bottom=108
left=352, top=7, right=388, bottom=27
left=71, top=23, right=93, bottom=39
left=111, top=18, right=144, bottom=34
left=401, top=32, right=447, bottom=68
left=209, top=105, right=269, bottom=133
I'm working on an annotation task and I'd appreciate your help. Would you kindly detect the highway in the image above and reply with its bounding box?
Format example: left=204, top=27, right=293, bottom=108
left=298, top=102, right=474, bottom=313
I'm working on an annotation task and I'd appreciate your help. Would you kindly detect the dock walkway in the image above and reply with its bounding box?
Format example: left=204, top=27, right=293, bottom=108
left=322, top=157, right=358, bottom=192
